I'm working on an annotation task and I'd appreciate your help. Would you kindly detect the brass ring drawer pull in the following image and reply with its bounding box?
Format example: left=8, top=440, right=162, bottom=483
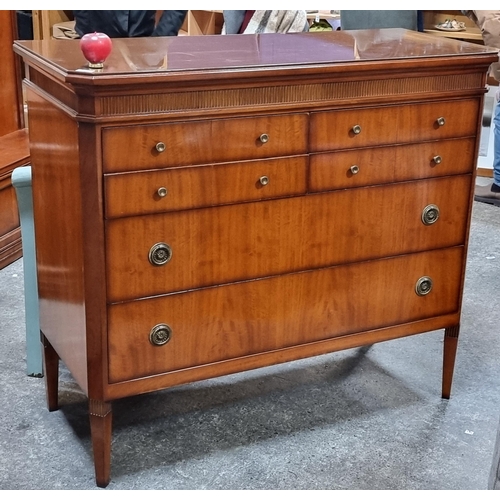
left=352, top=125, right=362, bottom=134
left=433, top=155, right=442, bottom=165
left=421, top=204, right=440, bottom=225
left=148, top=242, right=172, bottom=266
left=149, top=323, right=172, bottom=346
left=350, top=165, right=360, bottom=175
left=155, top=142, right=166, bottom=153
left=436, top=117, right=446, bottom=127
left=259, top=133, right=269, bottom=143
left=157, top=187, right=168, bottom=198
left=415, top=276, right=433, bottom=296
left=259, top=175, right=269, bottom=186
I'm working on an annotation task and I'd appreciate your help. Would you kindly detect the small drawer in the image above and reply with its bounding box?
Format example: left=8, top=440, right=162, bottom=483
left=102, top=113, right=308, bottom=173
left=107, top=246, right=464, bottom=383
left=310, top=99, right=479, bottom=152
left=310, top=137, right=476, bottom=192
left=105, top=175, right=471, bottom=303
left=104, top=156, right=308, bottom=218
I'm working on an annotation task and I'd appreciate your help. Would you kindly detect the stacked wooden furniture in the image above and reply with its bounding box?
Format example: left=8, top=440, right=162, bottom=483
left=178, top=10, right=223, bottom=35
left=0, top=10, right=29, bottom=270
left=14, top=29, right=497, bottom=487
left=32, top=10, right=73, bottom=39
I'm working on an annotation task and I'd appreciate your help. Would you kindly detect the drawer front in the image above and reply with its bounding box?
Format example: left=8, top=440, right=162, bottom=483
left=310, top=137, right=476, bottom=192
left=102, top=114, right=308, bottom=173
left=105, top=175, right=471, bottom=302
left=104, top=156, right=308, bottom=218
left=108, top=246, right=464, bottom=383
left=310, top=99, right=479, bottom=152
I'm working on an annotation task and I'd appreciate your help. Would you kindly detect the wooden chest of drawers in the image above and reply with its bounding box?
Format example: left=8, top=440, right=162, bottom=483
left=14, top=29, right=497, bottom=487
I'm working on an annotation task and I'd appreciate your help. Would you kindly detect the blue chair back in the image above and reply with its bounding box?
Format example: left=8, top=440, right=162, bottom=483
left=340, top=10, right=418, bottom=30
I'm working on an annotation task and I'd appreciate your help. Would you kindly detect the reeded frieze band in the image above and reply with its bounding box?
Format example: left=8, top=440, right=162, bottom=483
left=99, top=73, right=483, bottom=117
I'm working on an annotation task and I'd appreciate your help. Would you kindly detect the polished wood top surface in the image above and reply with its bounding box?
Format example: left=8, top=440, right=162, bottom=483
left=14, top=29, right=498, bottom=85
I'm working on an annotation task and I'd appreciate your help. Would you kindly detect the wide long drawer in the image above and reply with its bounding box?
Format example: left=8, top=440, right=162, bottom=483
left=310, top=137, right=476, bottom=192
left=104, top=156, right=308, bottom=218
left=102, top=113, right=308, bottom=173
left=105, top=175, right=471, bottom=302
left=310, top=99, right=479, bottom=152
left=107, top=246, right=464, bottom=383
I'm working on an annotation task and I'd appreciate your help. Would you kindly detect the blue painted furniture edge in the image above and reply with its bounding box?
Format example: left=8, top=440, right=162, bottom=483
left=11, top=165, right=43, bottom=377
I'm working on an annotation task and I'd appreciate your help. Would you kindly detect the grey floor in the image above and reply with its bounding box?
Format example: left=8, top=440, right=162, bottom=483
left=1, top=196, right=500, bottom=490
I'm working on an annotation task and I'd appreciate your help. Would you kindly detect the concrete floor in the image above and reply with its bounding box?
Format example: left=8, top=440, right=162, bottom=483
left=1, top=197, right=500, bottom=490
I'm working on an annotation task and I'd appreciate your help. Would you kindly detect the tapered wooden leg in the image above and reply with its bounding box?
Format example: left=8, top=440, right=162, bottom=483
left=41, top=332, right=59, bottom=411
left=442, top=324, right=460, bottom=399
left=89, top=399, right=113, bottom=488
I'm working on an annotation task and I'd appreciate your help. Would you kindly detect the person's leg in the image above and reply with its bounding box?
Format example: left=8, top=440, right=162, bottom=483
left=492, top=98, right=500, bottom=188
left=475, top=97, right=500, bottom=205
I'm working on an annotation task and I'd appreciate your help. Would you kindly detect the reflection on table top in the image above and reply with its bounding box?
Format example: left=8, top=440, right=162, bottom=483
left=14, top=28, right=498, bottom=85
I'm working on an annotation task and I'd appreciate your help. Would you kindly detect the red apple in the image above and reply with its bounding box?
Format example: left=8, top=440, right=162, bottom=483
left=80, top=32, right=112, bottom=68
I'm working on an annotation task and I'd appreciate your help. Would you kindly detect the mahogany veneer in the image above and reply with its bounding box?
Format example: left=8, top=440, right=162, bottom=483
left=0, top=129, right=30, bottom=269
left=13, top=29, right=498, bottom=487
left=0, top=10, right=27, bottom=270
